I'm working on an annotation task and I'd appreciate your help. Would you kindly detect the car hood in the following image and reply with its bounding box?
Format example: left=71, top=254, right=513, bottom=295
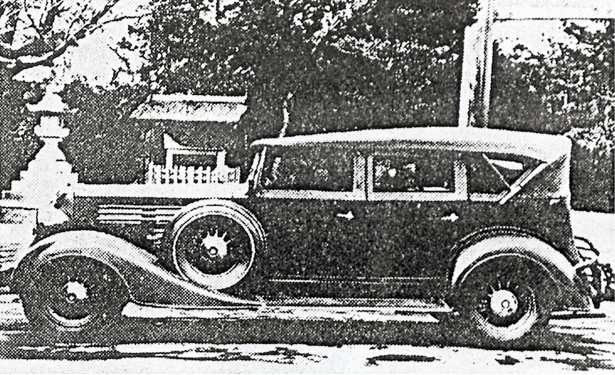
left=74, top=183, right=250, bottom=200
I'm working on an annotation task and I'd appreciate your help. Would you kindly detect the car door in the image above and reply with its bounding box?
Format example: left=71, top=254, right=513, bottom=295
left=360, top=150, right=468, bottom=295
left=245, top=146, right=368, bottom=297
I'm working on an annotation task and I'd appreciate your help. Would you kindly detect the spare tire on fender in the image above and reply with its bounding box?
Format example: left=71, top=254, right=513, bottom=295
left=163, top=200, right=265, bottom=290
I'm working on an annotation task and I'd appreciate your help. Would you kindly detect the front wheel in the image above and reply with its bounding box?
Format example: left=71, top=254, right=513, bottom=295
left=20, top=256, right=128, bottom=341
left=454, top=257, right=554, bottom=343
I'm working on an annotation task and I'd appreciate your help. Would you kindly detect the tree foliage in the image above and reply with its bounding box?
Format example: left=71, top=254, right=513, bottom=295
left=492, top=22, right=614, bottom=149
left=490, top=21, right=614, bottom=212
left=143, top=0, right=478, bottom=139
left=60, top=80, right=149, bottom=184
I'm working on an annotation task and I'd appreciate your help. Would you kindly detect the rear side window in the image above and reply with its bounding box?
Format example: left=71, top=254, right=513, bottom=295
left=467, top=154, right=537, bottom=195
left=262, top=148, right=354, bottom=192
left=373, top=153, right=455, bottom=193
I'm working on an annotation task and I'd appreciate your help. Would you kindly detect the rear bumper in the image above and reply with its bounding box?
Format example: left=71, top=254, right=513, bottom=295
left=574, top=237, right=615, bottom=307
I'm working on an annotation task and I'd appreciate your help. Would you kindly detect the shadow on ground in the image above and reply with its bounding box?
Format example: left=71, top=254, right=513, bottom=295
left=0, top=317, right=613, bottom=370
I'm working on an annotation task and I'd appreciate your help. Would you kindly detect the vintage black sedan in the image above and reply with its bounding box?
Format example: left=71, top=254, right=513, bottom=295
left=11, top=127, right=615, bottom=343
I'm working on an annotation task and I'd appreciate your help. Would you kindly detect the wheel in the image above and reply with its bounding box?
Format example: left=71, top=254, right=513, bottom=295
left=454, top=257, right=554, bottom=343
left=168, top=201, right=263, bottom=290
left=20, top=256, right=128, bottom=341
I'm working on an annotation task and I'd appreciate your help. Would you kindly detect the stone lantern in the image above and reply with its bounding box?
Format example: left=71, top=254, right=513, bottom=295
left=8, top=91, right=79, bottom=225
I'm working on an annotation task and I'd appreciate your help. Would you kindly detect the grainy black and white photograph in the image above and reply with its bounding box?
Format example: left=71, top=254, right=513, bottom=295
left=0, top=0, right=613, bottom=373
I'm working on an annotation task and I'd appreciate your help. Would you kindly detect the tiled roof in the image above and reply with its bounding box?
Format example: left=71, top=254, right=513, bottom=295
left=131, top=94, right=247, bottom=122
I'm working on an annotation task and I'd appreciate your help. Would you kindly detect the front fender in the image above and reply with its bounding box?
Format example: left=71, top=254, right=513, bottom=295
left=12, top=230, right=260, bottom=308
left=451, top=234, right=591, bottom=309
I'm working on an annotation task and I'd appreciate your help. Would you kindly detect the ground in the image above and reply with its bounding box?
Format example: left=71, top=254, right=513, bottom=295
left=0, top=210, right=612, bottom=373
left=0, top=297, right=614, bottom=373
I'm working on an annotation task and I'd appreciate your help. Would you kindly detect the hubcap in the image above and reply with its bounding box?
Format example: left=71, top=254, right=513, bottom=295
left=489, top=289, right=519, bottom=318
left=200, top=230, right=230, bottom=259
left=47, top=275, right=97, bottom=325
left=63, top=281, right=89, bottom=303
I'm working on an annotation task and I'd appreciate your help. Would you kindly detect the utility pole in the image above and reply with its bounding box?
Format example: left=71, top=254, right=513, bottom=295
left=458, top=0, right=494, bottom=127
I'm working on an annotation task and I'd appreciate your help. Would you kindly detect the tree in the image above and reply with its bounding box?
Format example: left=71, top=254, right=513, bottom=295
left=490, top=21, right=614, bottom=212
left=60, top=80, right=149, bottom=184
left=0, top=0, right=139, bottom=77
left=142, top=0, right=478, bottom=141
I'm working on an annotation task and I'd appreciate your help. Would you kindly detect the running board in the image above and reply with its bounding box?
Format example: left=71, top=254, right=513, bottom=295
left=122, top=298, right=452, bottom=323
left=122, top=302, right=607, bottom=323
left=549, top=309, right=606, bottom=320
left=263, top=297, right=450, bottom=311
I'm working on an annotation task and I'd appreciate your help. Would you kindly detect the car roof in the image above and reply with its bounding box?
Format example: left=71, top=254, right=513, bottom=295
left=251, top=127, right=571, bottom=163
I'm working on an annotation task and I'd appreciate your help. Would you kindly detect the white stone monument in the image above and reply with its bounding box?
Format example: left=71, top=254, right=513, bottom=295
left=8, top=91, right=78, bottom=225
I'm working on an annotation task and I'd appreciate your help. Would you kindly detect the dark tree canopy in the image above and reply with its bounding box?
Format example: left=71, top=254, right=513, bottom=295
left=142, top=0, right=479, bottom=139
left=60, top=80, right=149, bottom=184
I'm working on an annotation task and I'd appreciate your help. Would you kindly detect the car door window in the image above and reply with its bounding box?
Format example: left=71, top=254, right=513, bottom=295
left=373, top=154, right=454, bottom=193
left=259, top=148, right=365, bottom=199
left=369, top=151, right=466, bottom=201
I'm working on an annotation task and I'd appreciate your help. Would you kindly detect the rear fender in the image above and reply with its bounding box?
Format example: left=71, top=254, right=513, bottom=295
left=13, top=230, right=260, bottom=308
left=451, top=234, right=591, bottom=309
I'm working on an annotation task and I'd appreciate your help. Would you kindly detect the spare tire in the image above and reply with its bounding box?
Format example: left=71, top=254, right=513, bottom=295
left=165, top=200, right=265, bottom=290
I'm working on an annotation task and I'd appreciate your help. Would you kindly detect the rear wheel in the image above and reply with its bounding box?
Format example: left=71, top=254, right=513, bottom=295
left=455, top=257, right=554, bottom=342
left=20, top=256, right=128, bottom=341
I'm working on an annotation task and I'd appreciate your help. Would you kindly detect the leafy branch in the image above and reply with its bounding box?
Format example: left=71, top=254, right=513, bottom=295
left=0, top=0, right=147, bottom=76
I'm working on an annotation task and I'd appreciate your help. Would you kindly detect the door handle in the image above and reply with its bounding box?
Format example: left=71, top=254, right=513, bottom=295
left=440, top=213, right=459, bottom=222
left=336, top=211, right=354, bottom=221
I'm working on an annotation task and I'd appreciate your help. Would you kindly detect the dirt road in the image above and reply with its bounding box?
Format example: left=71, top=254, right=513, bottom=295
left=0, top=294, right=613, bottom=374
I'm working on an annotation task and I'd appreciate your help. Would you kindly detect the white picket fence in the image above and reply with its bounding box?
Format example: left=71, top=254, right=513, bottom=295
left=146, top=163, right=241, bottom=185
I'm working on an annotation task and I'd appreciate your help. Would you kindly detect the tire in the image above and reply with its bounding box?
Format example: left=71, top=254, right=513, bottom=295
left=20, top=256, right=128, bottom=342
left=454, top=256, right=555, bottom=343
left=167, top=200, right=264, bottom=290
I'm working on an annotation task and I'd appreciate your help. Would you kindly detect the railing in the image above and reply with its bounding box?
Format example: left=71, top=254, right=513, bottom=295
left=146, top=163, right=241, bottom=185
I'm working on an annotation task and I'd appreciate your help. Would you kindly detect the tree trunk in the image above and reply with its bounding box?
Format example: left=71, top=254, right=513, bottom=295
left=278, top=92, right=294, bottom=138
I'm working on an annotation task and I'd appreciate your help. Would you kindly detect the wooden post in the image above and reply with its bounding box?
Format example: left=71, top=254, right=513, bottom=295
left=459, top=0, right=494, bottom=127
left=477, top=0, right=494, bottom=127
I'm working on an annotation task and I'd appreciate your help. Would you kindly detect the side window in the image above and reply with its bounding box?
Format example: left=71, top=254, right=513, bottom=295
left=262, top=148, right=354, bottom=192
left=467, top=154, right=537, bottom=196
left=373, top=153, right=455, bottom=193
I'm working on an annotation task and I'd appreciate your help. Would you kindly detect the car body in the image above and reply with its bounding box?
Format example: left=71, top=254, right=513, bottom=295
left=11, top=126, right=615, bottom=343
